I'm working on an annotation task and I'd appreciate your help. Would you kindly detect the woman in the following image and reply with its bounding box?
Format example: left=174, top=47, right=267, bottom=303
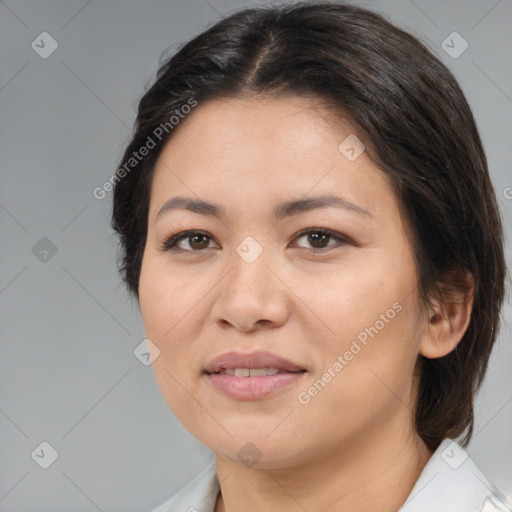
left=111, top=2, right=510, bottom=511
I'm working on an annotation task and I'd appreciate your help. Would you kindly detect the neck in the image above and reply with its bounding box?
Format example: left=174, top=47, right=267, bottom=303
left=214, top=423, right=433, bottom=512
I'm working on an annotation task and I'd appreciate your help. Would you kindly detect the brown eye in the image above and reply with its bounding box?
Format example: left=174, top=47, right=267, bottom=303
left=160, top=228, right=350, bottom=254
left=293, top=228, right=350, bottom=252
left=187, top=233, right=211, bottom=250
left=307, top=231, right=330, bottom=249
left=160, top=230, right=216, bottom=252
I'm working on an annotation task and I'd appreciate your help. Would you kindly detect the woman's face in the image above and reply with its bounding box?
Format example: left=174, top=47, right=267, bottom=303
left=139, top=96, right=429, bottom=468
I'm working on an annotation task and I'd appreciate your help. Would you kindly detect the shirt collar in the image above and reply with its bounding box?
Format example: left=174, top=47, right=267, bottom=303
left=399, top=438, right=511, bottom=512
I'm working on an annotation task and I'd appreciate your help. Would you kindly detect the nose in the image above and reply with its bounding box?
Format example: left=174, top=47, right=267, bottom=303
left=210, top=244, right=290, bottom=332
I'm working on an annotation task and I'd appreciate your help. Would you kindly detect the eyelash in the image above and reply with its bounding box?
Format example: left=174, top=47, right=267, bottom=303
left=159, top=228, right=351, bottom=254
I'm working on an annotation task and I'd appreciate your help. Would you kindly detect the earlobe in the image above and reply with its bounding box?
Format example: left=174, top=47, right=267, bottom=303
left=419, top=271, right=475, bottom=359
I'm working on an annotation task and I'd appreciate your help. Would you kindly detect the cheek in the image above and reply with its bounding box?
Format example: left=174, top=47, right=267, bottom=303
left=313, top=263, right=407, bottom=345
left=139, top=255, right=212, bottom=381
left=139, top=255, right=194, bottom=338
left=139, top=258, right=201, bottom=416
left=306, top=262, right=423, bottom=401
left=327, top=298, right=422, bottom=409
left=139, top=259, right=166, bottom=338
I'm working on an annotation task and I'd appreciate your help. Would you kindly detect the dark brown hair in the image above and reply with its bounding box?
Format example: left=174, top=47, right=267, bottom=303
left=111, top=1, right=507, bottom=450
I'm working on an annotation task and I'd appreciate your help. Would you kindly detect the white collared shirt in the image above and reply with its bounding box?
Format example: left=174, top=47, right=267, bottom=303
left=151, top=438, right=511, bottom=512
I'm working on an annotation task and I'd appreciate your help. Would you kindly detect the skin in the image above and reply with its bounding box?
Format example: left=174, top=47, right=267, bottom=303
left=138, top=96, right=473, bottom=512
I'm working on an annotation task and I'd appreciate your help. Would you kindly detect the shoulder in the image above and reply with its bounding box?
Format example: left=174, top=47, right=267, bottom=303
left=399, top=439, right=511, bottom=512
left=150, top=460, right=220, bottom=512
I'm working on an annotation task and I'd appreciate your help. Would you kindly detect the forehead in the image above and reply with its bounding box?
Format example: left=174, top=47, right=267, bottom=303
left=162, top=95, right=356, bottom=154
left=149, top=96, right=396, bottom=222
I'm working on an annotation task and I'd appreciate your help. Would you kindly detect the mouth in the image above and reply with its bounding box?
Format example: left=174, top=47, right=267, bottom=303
left=204, top=350, right=307, bottom=375
left=203, top=351, right=308, bottom=400
left=206, top=368, right=307, bottom=376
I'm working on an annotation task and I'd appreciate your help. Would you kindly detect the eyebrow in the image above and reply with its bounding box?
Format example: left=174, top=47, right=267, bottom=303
left=155, top=194, right=372, bottom=222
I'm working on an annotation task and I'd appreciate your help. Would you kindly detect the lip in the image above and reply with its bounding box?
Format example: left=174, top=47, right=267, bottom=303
left=204, top=350, right=306, bottom=374
left=204, top=350, right=308, bottom=401
left=206, top=372, right=307, bottom=400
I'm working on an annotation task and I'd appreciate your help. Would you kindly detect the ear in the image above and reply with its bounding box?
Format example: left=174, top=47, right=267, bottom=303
left=419, top=270, right=475, bottom=359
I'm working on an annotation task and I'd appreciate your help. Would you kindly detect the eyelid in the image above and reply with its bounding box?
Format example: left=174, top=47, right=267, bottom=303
left=159, top=227, right=352, bottom=253
left=292, top=227, right=352, bottom=249
left=159, top=230, right=217, bottom=252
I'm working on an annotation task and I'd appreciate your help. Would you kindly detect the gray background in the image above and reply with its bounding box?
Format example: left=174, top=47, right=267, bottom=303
left=0, top=0, right=511, bottom=510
